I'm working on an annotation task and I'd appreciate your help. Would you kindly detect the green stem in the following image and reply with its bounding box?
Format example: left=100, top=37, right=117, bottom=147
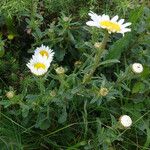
left=83, top=100, right=88, bottom=139
left=143, top=124, right=150, bottom=150
left=36, top=77, right=45, bottom=94
left=58, top=74, right=68, bottom=90
left=83, top=31, right=109, bottom=83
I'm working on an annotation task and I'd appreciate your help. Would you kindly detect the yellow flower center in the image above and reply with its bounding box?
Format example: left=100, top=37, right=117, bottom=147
left=40, top=50, right=49, bottom=57
left=100, top=21, right=121, bottom=32
left=34, top=63, right=46, bottom=69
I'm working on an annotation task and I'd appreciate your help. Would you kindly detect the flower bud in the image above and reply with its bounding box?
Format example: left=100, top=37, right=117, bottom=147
left=131, top=63, right=143, bottom=74
left=99, top=88, right=108, bottom=96
left=63, top=17, right=70, bottom=22
left=50, top=90, right=56, bottom=97
left=119, top=115, right=132, bottom=128
left=6, top=91, right=15, bottom=99
left=7, top=34, right=14, bottom=40
left=94, top=42, right=101, bottom=49
left=26, top=28, right=32, bottom=34
left=55, top=66, right=65, bottom=75
left=74, top=61, right=82, bottom=67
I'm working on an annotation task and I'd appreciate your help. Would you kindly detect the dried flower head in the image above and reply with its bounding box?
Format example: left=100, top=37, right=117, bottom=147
left=94, top=42, right=101, bottom=48
left=55, top=66, right=65, bottom=75
left=99, top=88, right=109, bottom=96
left=6, top=91, right=15, bottom=99
left=63, top=17, right=70, bottom=22
left=50, top=90, right=56, bottom=97
left=74, top=61, right=82, bottom=66
left=26, top=28, right=32, bottom=34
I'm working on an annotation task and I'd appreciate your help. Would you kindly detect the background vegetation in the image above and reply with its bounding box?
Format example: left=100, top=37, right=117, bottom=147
left=0, top=0, right=150, bottom=149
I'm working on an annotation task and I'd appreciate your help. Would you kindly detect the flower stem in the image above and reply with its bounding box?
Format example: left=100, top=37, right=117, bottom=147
left=83, top=31, right=109, bottom=83
left=36, top=77, right=45, bottom=94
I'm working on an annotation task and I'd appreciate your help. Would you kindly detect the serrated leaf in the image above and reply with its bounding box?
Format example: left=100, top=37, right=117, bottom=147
left=99, top=59, right=120, bottom=66
left=121, top=83, right=131, bottom=92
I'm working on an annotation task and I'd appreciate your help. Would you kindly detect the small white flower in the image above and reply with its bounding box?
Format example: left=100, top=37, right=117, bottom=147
left=27, top=55, right=50, bottom=76
left=131, top=63, right=143, bottom=74
left=119, top=115, right=132, bottom=128
left=86, top=11, right=131, bottom=36
left=34, top=44, right=54, bottom=63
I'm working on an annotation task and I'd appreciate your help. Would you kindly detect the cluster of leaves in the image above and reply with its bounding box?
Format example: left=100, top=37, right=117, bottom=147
left=0, top=0, right=150, bottom=149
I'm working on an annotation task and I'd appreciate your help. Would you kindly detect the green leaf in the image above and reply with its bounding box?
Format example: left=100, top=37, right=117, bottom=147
left=21, top=104, right=30, bottom=118
left=0, top=100, right=12, bottom=108
left=110, top=114, right=117, bottom=126
left=0, top=48, right=5, bottom=57
left=39, top=119, right=51, bottom=130
left=132, top=82, right=145, bottom=94
left=55, top=47, right=66, bottom=61
left=35, top=113, right=51, bottom=130
left=58, top=107, right=67, bottom=124
left=121, top=83, right=131, bottom=92
left=106, top=6, right=144, bottom=60
left=99, top=59, right=120, bottom=66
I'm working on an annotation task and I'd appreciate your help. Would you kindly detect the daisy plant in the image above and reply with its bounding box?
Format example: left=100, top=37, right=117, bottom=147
left=83, top=11, right=131, bottom=83
left=27, top=45, right=54, bottom=93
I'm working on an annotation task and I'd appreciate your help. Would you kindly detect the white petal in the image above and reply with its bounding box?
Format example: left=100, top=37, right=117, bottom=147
left=101, top=14, right=107, bottom=20
left=102, top=14, right=106, bottom=18
left=111, top=15, right=119, bottom=22
left=122, top=22, right=132, bottom=28
left=86, top=21, right=98, bottom=27
left=122, top=28, right=131, bottom=33
left=118, top=19, right=124, bottom=25
left=103, top=15, right=110, bottom=21
left=88, top=11, right=101, bottom=22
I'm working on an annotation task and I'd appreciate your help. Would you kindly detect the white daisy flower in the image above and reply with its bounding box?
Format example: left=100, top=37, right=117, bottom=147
left=131, top=63, right=143, bottom=74
left=34, top=44, right=54, bottom=63
left=27, top=55, right=50, bottom=76
left=119, top=115, right=132, bottom=128
left=86, top=11, right=131, bottom=36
